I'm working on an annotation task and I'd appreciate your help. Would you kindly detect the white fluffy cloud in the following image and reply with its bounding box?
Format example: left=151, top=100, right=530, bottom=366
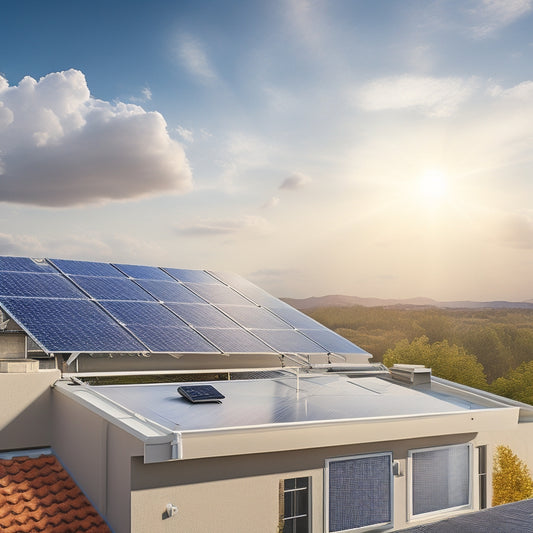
left=356, top=75, right=478, bottom=117
left=0, top=69, right=192, bottom=207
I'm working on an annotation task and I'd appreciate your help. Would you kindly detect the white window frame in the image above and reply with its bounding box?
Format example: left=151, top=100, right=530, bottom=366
left=325, top=452, right=393, bottom=533
left=408, top=443, right=472, bottom=521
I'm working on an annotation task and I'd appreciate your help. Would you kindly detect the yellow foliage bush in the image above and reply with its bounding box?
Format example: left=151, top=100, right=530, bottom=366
left=492, top=445, right=533, bottom=506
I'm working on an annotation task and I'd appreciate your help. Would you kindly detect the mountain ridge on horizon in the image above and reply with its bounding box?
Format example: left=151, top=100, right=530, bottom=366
left=281, top=294, right=533, bottom=310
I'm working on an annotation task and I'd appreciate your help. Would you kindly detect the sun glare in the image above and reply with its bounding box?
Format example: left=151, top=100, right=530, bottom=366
left=418, top=170, right=448, bottom=202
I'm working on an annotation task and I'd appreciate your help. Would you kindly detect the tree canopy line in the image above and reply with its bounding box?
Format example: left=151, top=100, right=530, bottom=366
left=305, top=306, right=533, bottom=405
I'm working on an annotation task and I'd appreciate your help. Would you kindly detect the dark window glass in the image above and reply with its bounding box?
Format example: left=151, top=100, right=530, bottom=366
left=478, top=445, right=487, bottom=509
left=281, top=477, right=310, bottom=533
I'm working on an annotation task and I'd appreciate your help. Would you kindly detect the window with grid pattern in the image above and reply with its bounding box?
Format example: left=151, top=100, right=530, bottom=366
left=326, top=453, right=392, bottom=532
left=281, top=477, right=310, bottom=533
left=409, top=444, right=471, bottom=518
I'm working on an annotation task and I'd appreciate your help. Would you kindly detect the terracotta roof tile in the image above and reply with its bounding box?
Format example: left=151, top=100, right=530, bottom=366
left=0, top=454, right=111, bottom=532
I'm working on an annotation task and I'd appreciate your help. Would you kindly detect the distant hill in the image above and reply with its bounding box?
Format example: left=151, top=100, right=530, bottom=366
left=282, top=294, right=533, bottom=310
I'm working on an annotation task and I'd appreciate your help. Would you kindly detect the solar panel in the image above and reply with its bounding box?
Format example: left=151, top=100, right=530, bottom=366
left=249, top=329, right=325, bottom=353
left=165, top=303, right=239, bottom=328
left=0, top=256, right=370, bottom=359
left=209, top=271, right=282, bottom=307
left=135, top=279, right=205, bottom=303
left=164, top=268, right=220, bottom=284
left=299, top=329, right=369, bottom=354
left=268, top=305, right=323, bottom=329
left=0, top=256, right=56, bottom=273
left=0, top=272, right=86, bottom=299
left=49, top=258, right=122, bottom=277
left=71, top=275, right=155, bottom=301
left=178, top=384, right=225, bottom=403
left=125, top=325, right=219, bottom=353
left=0, top=297, right=145, bottom=352
left=197, top=328, right=275, bottom=353
left=184, top=283, right=253, bottom=305
left=218, top=304, right=292, bottom=329
left=113, top=263, right=171, bottom=281
left=98, top=301, right=186, bottom=327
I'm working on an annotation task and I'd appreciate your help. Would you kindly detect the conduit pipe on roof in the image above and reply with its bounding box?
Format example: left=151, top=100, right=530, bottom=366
left=171, top=432, right=182, bottom=460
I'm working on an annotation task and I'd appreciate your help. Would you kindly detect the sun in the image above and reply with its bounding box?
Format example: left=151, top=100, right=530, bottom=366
left=418, top=170, right=448, bottom=203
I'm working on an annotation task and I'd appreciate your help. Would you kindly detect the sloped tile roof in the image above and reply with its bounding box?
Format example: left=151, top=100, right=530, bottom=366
left=0, top=454, right=111, bottom=532
left=399, top=498, right=533, bottom=532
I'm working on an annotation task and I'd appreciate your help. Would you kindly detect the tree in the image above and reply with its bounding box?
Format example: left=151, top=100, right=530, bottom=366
left=492, top=445, right=533, bottom=506
left=383, top=336, right=488, bottom=389
left=490, top=361, right=533, bottom=405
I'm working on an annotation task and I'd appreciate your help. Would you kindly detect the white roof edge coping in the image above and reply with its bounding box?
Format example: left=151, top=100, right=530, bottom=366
left=54, top=380, right=172, bottom=442
left=0, top=447, right=53, bottom=460
left=432, top=376, right=533, bottom=411
left=391, top=364, right=431, bottom=372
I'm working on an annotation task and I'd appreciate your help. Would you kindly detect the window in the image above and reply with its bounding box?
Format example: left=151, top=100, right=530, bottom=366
left=281, top=477, right=310, bottom=533
left=478, top=445, right=487, bottom=509
left=325, top=453, right=393, bottom=532
left=409, top=444, right=471, bottom=519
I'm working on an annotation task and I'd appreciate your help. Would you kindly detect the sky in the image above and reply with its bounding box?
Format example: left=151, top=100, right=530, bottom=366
left=1, top=0, right=533, bottom=301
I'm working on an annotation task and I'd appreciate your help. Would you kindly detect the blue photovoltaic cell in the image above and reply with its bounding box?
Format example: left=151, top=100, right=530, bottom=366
left=250, top=329, right=325, bottom=353
left=184, top=283, right=253, bottom=305
left=165, top=303, right=239, bottom=329
left=164, top=268, right=221, bottom=284
left=299, top=329, right=369, bottom=355
left=0, top=257, right=56, bottom=273
left=113, top=263, right=171, bottom=281
left=268, top=305, right=324, bottom=329
left=218, top=304, right=292, bottom=330
left=178, top=384, right=225, bottom=402
left=135, top=279, right=205, bottom=303
left=0, top=297, right=144, bottom=352
left=50, top=258, right=122, bottom=277
left=197, top=328, right=275, bottom=354
left=99, top=301, right=185, bottom=327
left=0, top=272, right=85, bottom=299
left=71, top=276, right=155, bottom=301
left=125, top=324, right=219, bottom=353
left=209, top=271, right=283, bottom=307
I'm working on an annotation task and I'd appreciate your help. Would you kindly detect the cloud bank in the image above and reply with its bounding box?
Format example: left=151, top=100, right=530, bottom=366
left=469, top=0, right=533, bottom=37
left=177, top=215, right=273, bottom=237
left=356, top=75, right=478, bottom=117
left=0, top=69, right=192, bottom=207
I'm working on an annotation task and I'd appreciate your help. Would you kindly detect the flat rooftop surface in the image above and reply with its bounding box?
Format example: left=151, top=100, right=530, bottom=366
left=89, top=373, right=496, bottom=432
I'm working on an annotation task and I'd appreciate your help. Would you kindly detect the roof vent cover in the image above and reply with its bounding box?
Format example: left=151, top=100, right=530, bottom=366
left=390, top=364, right=431, bottom=385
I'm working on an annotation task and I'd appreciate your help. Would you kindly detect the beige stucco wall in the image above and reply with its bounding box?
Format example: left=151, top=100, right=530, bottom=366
left=52, top=390, right=143, bottom=533
left=131, top=433, right=483, bottom=533
left=476, top=421, right=533, bottom=508
left=0, top=369, right=60, bottom=450
left=0, top=333, right=26, bottom=358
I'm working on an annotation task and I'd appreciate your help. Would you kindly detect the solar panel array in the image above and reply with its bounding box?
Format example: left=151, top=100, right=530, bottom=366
left=0, top=256, right=370, bottom=358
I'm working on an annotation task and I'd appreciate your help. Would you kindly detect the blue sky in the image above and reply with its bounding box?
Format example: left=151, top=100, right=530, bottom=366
left=1, top=0, right=533, bottom=300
